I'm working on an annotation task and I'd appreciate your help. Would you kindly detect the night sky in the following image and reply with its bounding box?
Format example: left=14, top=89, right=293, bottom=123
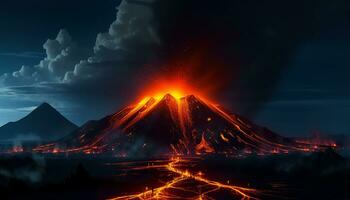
left=0, top=0, right=349, bottom=137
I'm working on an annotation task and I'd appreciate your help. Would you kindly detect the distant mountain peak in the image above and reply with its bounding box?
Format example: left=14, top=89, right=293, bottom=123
left=38, top=102, right=51, bottom=108
left=0, top=102, right=78, bottom=141
left=35, top=102, right=57, bottom=112
left=21, top=102, right=62, bottom=122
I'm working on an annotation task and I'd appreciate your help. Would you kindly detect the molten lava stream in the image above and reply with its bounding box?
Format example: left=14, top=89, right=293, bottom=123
left=108, top=157, right=259, bottom=200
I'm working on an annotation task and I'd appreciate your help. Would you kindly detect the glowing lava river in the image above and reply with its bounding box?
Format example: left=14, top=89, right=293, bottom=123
left=29, top=89, right=340, bottom=199
left=108, top=157, right=260, bottom=200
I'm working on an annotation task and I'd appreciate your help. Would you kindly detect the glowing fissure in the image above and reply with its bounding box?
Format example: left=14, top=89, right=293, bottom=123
left=121, top=97, right=160, bottom=131
left=108, top=157, right=259, bottom=200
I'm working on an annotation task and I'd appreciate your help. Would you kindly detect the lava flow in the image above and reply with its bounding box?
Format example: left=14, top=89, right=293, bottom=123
left=33, top=89, right=338, bottom=155
left=108, top=157, right=259, bottom=200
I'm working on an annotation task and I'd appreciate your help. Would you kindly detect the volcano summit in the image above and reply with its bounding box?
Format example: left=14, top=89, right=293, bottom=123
left=34, top=93, right=319, bottom=156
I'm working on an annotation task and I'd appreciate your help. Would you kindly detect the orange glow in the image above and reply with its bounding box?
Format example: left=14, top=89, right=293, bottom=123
left=108, top=157, right=259, bottom=200
left=154, top=89, right=185, bottom=100
left=135, top=78, right=208, bottom=103
left=33, top=86, right=339, bottom=155
left=137, top=97, right=151, bottom=106
left=196, top=134, right=215, bottom=154
left=220, top=133, right=229, bottom=142
left=8, top=146, right=24, bottom=153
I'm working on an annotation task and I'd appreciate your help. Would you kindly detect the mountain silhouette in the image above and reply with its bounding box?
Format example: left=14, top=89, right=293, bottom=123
left=0, top=103, right=77, bottom=141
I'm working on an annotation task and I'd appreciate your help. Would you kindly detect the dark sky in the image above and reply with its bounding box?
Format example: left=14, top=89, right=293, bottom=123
left=0, top=0, right=349, bottom=137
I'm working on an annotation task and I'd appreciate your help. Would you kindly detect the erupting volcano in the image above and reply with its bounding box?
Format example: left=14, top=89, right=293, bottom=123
left=34, top=91, right=332, bottom=155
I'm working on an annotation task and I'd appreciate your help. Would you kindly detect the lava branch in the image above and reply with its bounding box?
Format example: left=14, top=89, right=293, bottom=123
left=108, top=157, right=259, bottom=200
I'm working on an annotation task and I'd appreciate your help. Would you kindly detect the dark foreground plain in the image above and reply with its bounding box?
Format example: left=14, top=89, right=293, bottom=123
left=0, top=149, right=349, bottom=200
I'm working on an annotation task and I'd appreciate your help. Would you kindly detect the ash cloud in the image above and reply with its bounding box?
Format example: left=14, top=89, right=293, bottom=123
left=1, top=29, right=85, bottom=86
left=150, top=0, right=350, bottom=116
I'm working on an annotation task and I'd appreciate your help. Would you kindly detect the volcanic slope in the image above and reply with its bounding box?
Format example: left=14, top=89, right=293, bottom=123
left=34, top=94, right=310, bottom=155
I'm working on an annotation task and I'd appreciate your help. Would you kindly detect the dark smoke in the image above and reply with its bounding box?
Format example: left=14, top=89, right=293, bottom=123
left=139, top=0, right=350, bottom=117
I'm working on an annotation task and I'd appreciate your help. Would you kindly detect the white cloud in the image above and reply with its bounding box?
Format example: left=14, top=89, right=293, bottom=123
left=94, top=0, right=159, bottom=53
left=0, top=29, right=85, bottom=86
left=63, top=0, right=159, bottom=84
left=12, top=65, right=33, bottom=78
left=1, top=0, right=159, bottom=88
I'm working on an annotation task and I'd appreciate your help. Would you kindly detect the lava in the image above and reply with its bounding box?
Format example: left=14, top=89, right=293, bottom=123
left=29, top=89, right=342, bottom=200
left=196, top=134, right=215, bottom=154
left=33, top=90, right=339, bottom=155
left=108, top=157, right=259, bottom=200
